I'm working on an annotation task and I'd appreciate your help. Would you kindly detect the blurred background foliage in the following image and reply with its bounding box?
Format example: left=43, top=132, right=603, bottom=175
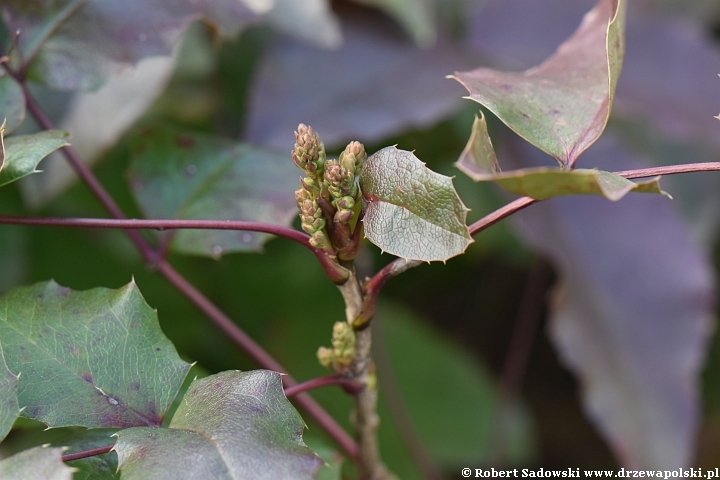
left=2, top=0, right=720, bottom=477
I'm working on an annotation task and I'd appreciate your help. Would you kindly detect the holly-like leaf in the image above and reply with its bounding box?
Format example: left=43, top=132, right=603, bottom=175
left=245, top=10, right=467, bottom=150
left=0, top=445, right=74, bottom=480
left=0, top=74, right=25, bottom=134
left=0, top=344, right=19, bottom=443
left=54, top=429, right=119, bottom=480
left=508, top=133, right=715, bottom=468
left=457, top=113, right=667, bottom=201
left=115, top=370, right=323, bottom=480
left=0, top=130, right=69, bottom=188
left=128, top=126, right=299, bottom=257
left=1, top=0, right=266, bottom=91
left=0, top=280, right=191, bottom=429
left=452, top=0, right=626, bottom=167
left=359, top=146, right=472, bottom=262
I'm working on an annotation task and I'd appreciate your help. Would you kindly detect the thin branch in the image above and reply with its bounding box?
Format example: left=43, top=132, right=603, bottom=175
left=154, top=261, right=359, bottom=460
left=359, top=160, right=720, bottom=312
left=615, top=162, right=720, bottom=179
left=0, top=215, right=349, bottom=283
left=284, top=375, right=364, bottom=398
left=62, top=445, right=114, bottom=462
left=17, top=81, right=358, bottom=461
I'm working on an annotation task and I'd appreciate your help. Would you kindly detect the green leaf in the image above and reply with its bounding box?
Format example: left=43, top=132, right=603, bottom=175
left=457, top=113, right=668, bottom=201
left=264, top=0, right=342, bottom=49
left=452, top=0, right=626, bottom=167
left=0, top=445, right=74, bottom=480
left=0, top=280, right=191, bottom=429
left=115, top=370, right=323, bottom=480
left=359, top=146, right=472, bottom=262
left=0, top=344, right=20, bottom=442
left=0, top=130, right=69, bottom=188
left=0, top=74, right=25, bottom=134
left=57, top=429, right=119, bottom=480
left=128, top=126, right=299, bottom=258
left=1, top=0, right=267, bottom=91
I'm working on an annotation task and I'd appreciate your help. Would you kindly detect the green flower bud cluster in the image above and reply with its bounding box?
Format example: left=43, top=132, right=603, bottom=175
left=292, top=124, right=326, bottom=180
left=317, top=321, right=356, bottom=372
left=295, top=187, right=328, bottom=248
left=293, top=124, right=330, bottom=248
left=323, top=141, right=366, bottom=225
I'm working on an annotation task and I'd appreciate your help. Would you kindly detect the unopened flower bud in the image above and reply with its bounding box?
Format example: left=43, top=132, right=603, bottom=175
left=339, top=141, right=367, bottom=176
left=292, top=124, right=326, bottom=178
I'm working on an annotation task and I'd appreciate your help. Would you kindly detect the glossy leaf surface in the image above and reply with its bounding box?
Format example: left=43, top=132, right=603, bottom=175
left=453, top=0, right=626, bottom=167
left=115, top=370, right=322, bottom=480
left=1, top=0, right=264, bottom=91
left=0, top=281, right=191, bottom=428
left=0, top=446, right=74, bottom=480
left=359, top=146, right=472, bottom=262
left=0, top=346, right=19, bottom=442
left=510, top=134, right=714, bottom=468
left=0, top=130, right=69, bottom=188
left=128, top=126, right=299, bottom=257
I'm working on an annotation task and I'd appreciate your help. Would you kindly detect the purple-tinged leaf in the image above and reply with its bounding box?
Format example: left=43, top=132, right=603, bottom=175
left=453, top=0, right=625, bottom=167
left=245, top=10, right=467, bottom=150
left=1, top=0, right=264, bottom=91
left=128, top=126, right=299, bottom=257
left=456, top=113, right=668, bottom=201
left=0, top=345, right=19, bottom=443
left=612, top=3, right=720, bottom=150
left=359, top=146, right=472, bottom=262
left=507, top=134, right=715, bottom=468
left=0, top=73, right=25, bottom=134
left=0, top=280, right=191, bottom=429
left=115, top=371, right=322, bottom=480
left=0, top=446, right=74, bottom=480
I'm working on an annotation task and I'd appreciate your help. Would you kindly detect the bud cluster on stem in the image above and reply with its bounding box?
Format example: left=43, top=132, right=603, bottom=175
left=292, top=124, right=366, bottom=261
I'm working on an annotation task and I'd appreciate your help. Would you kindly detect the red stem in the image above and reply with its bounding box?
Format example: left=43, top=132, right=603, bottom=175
left=62, top=445, right=114, bottom=462
left=362, top=161, right=720, bottom=310
left=284, top=375, right=364, bottom=398
left=16, top=84, right=358, bottom=460
left=0, top=215, right=347, bottom=282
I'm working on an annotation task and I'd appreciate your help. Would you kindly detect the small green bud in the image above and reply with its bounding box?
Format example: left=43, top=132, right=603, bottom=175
left=324, top=159, right=357, bottom=202
left=317, top=347, right=334, bottom=369
left=317, top=321, right=356, bottom=372
left=339, top=141, right=367, bottom=176
left=292, top=124, right=326, bottom=178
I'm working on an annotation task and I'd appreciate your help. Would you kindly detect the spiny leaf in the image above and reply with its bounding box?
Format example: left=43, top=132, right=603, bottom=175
left=452, top=0, right=626, bottom=167
left=115, top=370, right=323, bottom=480
left=0, top=280, right=191, bottom=429
left=359, top=146, right=472, bottom=262
left=457, top=113, right=668, bottom=201
left=128, top=126, right=299, bottom=257
left=0, top=445, right=74, bottom=480
left=0, top=344, right=19, bottom=443
left=0, top=130, right=69, bottom=188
